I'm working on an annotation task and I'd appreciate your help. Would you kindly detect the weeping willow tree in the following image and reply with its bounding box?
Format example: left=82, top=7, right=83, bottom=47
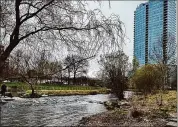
left=0, top=0, right=126, bottom=97
left=0, top=0, right=126, bottom=70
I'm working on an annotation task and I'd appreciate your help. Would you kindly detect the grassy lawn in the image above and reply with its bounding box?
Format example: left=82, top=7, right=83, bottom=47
left=4, top=82, right=109, bottom=96
left=26, top=89, right=108, bottom=96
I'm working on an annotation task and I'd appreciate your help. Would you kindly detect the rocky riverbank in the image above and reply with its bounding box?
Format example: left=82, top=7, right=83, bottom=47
left=78, top=91, right=177, bottom=127
left=78, top=109, right=168, bottom=126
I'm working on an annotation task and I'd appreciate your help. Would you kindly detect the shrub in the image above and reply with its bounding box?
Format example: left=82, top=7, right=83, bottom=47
left=131, top=64, right=162, bottom=95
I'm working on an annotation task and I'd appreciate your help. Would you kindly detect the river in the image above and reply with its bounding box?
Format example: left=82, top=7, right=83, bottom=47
left=0, top=92, right=133, bottom=126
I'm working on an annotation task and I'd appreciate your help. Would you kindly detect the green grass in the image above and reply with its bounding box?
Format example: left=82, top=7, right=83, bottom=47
left=26, top=89, right=108, bottom=96
left=5, top=82, right=30, bottom=92
left=3, top=82, right=109, bottom=96
left=36, top=84, right=105, bottom=90
left=5, top=82, right=107, bottom=90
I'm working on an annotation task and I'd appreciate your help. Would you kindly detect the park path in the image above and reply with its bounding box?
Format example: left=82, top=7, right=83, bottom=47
left=166, top=113, right=177, bottom=127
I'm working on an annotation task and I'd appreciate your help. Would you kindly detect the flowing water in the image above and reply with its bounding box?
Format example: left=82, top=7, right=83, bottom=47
left=0, top=92, right=133, bottom=126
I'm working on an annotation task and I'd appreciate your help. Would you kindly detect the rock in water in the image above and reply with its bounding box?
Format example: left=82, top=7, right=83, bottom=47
left=0, top=99, right=8, bottom=105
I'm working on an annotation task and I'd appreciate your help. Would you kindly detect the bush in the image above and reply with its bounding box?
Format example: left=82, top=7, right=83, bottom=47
left=131, top=64, right=162, bottom=95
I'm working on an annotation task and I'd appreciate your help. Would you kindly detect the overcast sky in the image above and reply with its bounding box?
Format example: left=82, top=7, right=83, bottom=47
left=86, top=1, right=147, bottom=77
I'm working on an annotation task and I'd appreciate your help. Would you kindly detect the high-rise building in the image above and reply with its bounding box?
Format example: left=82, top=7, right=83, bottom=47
left=133, top=0, right=176, bottom=66
left=134, top=3, right=148, bottom=65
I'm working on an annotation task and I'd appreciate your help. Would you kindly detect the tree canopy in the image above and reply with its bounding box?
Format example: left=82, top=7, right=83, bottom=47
left=0, top=0, right=126, bottom=73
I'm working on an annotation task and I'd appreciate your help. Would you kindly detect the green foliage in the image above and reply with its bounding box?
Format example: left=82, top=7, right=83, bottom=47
left=131, top=64, right=162, bottom=94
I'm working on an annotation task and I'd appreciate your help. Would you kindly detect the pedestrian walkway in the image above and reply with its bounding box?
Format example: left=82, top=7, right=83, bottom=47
left=166, top=113, right=177, bottom=127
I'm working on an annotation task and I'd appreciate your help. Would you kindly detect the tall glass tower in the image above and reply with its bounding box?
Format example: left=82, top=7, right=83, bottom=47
left=133, top=3, right=148, bottom=65
left=133, top=0, right=176, bottom=65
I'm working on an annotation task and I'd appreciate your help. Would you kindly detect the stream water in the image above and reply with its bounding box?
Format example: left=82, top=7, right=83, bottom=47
left=0, top=94, right=115, bottom=126
left=0, top=92, right=133, bottom=126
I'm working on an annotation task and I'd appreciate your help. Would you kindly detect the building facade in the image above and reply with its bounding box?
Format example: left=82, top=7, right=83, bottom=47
left=134, top=3, right=148, bottom=65
left=133, top=0, right=176, bottom=65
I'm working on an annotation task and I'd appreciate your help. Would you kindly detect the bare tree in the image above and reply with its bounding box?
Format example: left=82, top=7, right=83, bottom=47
left=149, top=33, right=176, bottom=89
left=98, top=50, right=129, bottom=100
left=9, top=48, right=62, bottom=97
left=149, top=33, right=176, bottom=65
left=0, top=0, right=125, bottom=75
left=128, top=56, right=139, bottom=79
left=10, top=49, right=37, bottom=97
left=63, top=55, right=89, bottom=85
left=63, top=55, right=73, bottom=85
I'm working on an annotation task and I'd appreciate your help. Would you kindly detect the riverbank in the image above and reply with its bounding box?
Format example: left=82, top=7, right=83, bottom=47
left=78, top=90, right=177, bottom=126
left=26, top=89, right=110, bottom=96
left=4, top=82, right=110, bottom=97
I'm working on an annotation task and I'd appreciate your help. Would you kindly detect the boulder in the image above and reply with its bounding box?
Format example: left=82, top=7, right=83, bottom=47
left=127, top=107, right=143, bottom=118
left=103, top=100, right=121, bottom=110
left=120, top=101, right=130, bottom=106
left=5, top=92, right=13, bottom=98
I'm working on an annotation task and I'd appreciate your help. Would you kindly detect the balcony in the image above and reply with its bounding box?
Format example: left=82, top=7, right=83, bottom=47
left=163, top=26, right=168, bottom=29
left=163, top=34, right=167, bottom=37
left=164, top=2, right=168, bottom=5
left=163, top=23, right=168, bottom=26
left=163, top=21, right=168, bottom=24
left=163, top=32, right=167, bottom=35
left=163, top=16, right=167, bottom=19
left=164, top=5, right=168, bottom=8
left=164, top=13, right=168, bottom=15
left=163, top=39, right=167, bottom=42
left=164, top=1, right=168, bottom=4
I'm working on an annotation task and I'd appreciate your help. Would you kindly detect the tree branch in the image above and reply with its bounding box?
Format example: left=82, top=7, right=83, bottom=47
left=20, top=0, right=55, bottom=24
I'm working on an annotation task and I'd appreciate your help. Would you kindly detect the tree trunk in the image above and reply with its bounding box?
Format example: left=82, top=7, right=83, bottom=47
left=73, top=71, right=76, bottom=85
left=29, top=83, right=35, bottom=97
left=68, top=69, right=70, bottom=85
left=60, top=72, right=63, bottom=83
left=0, top=0, right=21, bottom=76
left=31, top=87, right=35, bottom=97
left=0, top=58, right=5, bottom=77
